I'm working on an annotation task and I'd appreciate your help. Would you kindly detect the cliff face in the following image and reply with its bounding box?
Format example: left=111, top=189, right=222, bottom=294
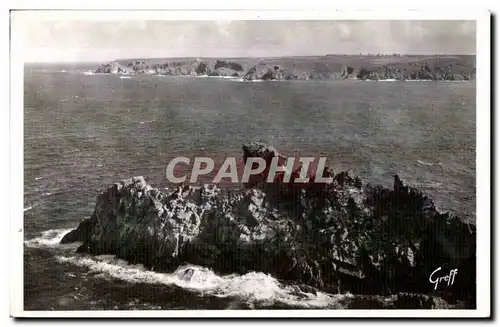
left=355, top=62, right=475, bottom=81
left=96, top=59, right=246, bottom=77
left=61, top=142, right=476, bottom=309
left=93, top=55, right=476, bottom=81
left=243, top=64, right=298, bottom=81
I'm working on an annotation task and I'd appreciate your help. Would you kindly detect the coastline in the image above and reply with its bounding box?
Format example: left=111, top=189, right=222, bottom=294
left=93, top=54, right=476, bottom=82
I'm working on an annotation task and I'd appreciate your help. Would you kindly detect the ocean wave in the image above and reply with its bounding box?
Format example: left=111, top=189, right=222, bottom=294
left=24, top=203, right=39, bottom=212
left=26, top=227, right=347, bottom=308
left=54, top=254, right=347, bottom=309
left=230, top=79, right=263, bottom=83
left=417, top=159, right=434, bottom=166
left=415, top=181, right=444, bottom=188
left=24, top=228, right=75, bottom=248
left=23, top=205, right=34, bottom=212
left=363, top=78, right=399, bottom=82
left=196, top=75, right=241, bottom=80
left=120, top=76, right=132, bottom=79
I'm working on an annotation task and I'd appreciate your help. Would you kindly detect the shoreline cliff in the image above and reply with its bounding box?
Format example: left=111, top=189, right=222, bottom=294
left=94, top=55, right=476, bottom=81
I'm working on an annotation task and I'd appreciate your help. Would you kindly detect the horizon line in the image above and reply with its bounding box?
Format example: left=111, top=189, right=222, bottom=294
left=24, top=53, right=477, bottom=64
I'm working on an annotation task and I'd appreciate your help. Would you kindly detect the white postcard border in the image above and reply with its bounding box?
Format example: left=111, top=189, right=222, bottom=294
left=9, top=9, right=491, bottom=318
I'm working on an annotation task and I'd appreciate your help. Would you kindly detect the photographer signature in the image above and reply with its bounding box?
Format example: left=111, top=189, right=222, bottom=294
left=429, top=267, right=458, bottom=290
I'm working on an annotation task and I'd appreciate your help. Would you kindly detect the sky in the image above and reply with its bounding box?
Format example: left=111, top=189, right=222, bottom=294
left=17, top=19, right=476, bottom=63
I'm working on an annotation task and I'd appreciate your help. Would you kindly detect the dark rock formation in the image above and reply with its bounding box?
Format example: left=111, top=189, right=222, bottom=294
left=340, top=65, right=355, bottom=79
left=209, top=67, right=241, bottom=77
left=393, top=293, right=453, bottom=309
left=206, top=60, right=244, bottom=77
left=214, top=60, right=244, bottom=72
left=243, top=64, right=285, bottom=81
left=62, top=142, right=476, bottom=309
left=195, top=61, right=210, bottom=75
left=241, top=64, right=298, bottom=81
left=94, top=61, right=135, bottom=75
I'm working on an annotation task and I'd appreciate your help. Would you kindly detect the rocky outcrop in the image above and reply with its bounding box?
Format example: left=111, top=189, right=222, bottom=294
left=243, top=64, right=299, bottom=81
left=194, top=61, right=210, bottom=75
left=94, top=61, right=135, bottom=75
left=205, top=60, right=244, bottom=77
left=209, top=67, right=241, bottom=77
left=214, top=60, right=244, bottom=72
left=62, top=142, right=476, bottom=308
left=340, top=65, right=355, bottom=79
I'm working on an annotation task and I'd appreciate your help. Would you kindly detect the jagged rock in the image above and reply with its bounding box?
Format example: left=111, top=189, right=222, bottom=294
left=195, top=61, right=210, bottom=75
left=214, top=60, right=244, bottom=72
left=340, top=65, right=355, bottom=79
left=243, top=64, right=289, bottom=81
left=394, top=293, right=452, bottom=309
left=62, top=142, right=476, bottom=307
left=94, top=61, right=135, bottom=75
left=209, top=67, right=241, bottom=77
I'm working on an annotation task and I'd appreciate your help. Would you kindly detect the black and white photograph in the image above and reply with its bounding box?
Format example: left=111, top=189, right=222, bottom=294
left=9, top=10, right=491, bottom=318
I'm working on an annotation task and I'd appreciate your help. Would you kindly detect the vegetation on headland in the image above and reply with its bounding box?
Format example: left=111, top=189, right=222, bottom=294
left=94, top=54, right=476, bottom=81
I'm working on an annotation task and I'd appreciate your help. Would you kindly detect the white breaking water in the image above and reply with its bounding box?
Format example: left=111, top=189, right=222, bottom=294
left=55, top=255, right=346, bottom=308
left=26, top=229, right=348, bottom=309
left=24, top=228, right=74, bottom=247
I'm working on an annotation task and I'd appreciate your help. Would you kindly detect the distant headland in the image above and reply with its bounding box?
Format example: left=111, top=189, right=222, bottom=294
left=94, top=54, right=476, bottom=81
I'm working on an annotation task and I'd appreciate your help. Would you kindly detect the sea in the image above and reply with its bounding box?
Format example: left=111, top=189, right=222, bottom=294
left=23, top=63, right=476, bottom=310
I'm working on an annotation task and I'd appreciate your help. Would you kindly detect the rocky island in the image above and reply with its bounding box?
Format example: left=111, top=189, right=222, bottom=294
left=61, top=142, right=476, bottom=309
left=93, top=54, right=476, bottom=81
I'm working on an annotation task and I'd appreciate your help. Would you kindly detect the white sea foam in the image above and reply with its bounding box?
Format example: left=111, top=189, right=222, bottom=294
left=219, top=76, right=241, bottom=79
left=23, top=205, right=35, bottom=212
left=24, top=202, right=41, bottom=212
left=83, top=71, right=95, bottom=76
left=363, top=79, right=400, bottom=82
left=54, top=254, right=346, bottom=308
left=417, top=159, right=434, bottom=166
left=196, top=75, right=241, bottom=80
left=120, top=76, right=132, bottom=79
left=26, top=228, right=347, bottom=307
left=35, top=176, right=43, bottom=180
left=415, top=181, right=444, bottom=188
left=24, top=228, right=75, bottom=248
left=230, top=79, right=264, bottom=83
